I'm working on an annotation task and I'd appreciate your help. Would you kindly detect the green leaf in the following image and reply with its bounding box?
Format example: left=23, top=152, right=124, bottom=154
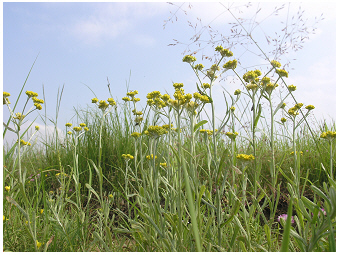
left=194, top=120, right=208, bottom=132
left=85, top=183, right=100, bottom=202
left=254, top=103, right=262, bottom=128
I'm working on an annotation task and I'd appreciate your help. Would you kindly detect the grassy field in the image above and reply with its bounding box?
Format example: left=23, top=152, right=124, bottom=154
left=3, top=47, right=336, bottom=252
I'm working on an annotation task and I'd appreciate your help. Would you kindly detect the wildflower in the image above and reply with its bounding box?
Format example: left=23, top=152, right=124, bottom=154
left=32, top=97, right=44, bottom=104
left=161, top=94, right=170, bottom=102
left=280, top=102, right=286, bottom=109
left=35, top=126, right=40, bottom=131
left=294, top=103, right=303, bottom=109
left=107, top=98, right=116, bottom=106
left=98, top=100, right=109, bottom=110
left=200, top=95, right=210, bottom=103
left=290, top=151, right=303, bottom=156
left=19, top=139, right=28, bottom=146
left=288, top=85, right=296, bottom=92
left=84, top=127, right=89, bottom=132
left=288, top=107, right=299, bottom=116
left=264, top=82, right=279, bottom=94
left=25, top=91, right=38, bottom=98
left=226, top=132, right=238, bottom=140
left=131, top=132, right=141, bottom=138
left=49, top=191, right=54, bottom=195
left=3, top=92, right=10, bottom=97
left=194, top=63, right=204, bottom=71
left=91, top=98, right=99, bottom=103
left=202, top=83, right=211, bottom=89
left=73, top=126, right=82, bottom=132
left=220, top=48, right=233, bottom=57
left=278, top=214, right=294, bottom=224
left=3, top=97, right=10, bottom=105
left=40, top=209, right=44, bottom=214
left=3, top=216, right=6, bottom=221
left=145, top=125, right=168, bottom=138
left=160, top=162, right=167, bottom=167
left=5, top=186, right=10, bottom=191
left=215, top=45, right=223, bottom=52
left=236, top=154, right=255, bottom=161
left=14, top=112, right=25, bottom=120
left=65, top=123, right=72, bottom=127
left=199, top=129, right=213, bottom=136
left=281, top=118, right=287, bottom=123
left=276, top=69, right=288, bottom=78
left=133, top=97, right=140, bottom=102
left=182, top=55, right=196, bottom=63
left=146, top=154, right=157, bottom=160
left=243, top=70, right=259, bottom=83
left=270, top=60, right=281, bottom=68
left=210, top=64, right=220, bottom=72
left=34, top=103, right=43, bottom=110
left=320, top=131, right=336, bottom=140
left=246, top=83, right=258, bottom=91
left=108, top=194, right=113, bottom=198
left=173, top=83, right=184, bottom=89
left=206, top=70, right=217, bottom=80
left=305, top=105, right=315, bottom=111
left=223, top=59, right=238, bottom=70
left=122, top=154, right=134, bottom=160
left=127, top=90, right=138, bottom=97
left=67, top=131, right=72, bottom=135
left=36, top=240, right=42, bottom=249
left=79, top=123, right=86, bottom=127
left=234, top=89, right=241, bottom=96
left=147, top=99, right=154, bottom=106
left=122, top=97, right=130, bottom=102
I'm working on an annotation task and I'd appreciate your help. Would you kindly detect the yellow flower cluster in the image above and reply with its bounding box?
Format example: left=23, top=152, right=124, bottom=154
left=201, top=83, right=211, bottom=89
left=246, top=83, right=258, bottom=91
left=234, top=89, right=241, bottom=96
left=14, top=112, right=25, bottom=120
left=25, top=91, right=38, bottom=98
left=122, top=97, right=130, bottom=102
left=305, top=105, right=315, bottom=111
left=243, top=70, right=261, bottom=83
left=193, top=92, right=210, bottom=104
left=160, top=162, right=167, bottom=167
left=230, top=106, right=236, bottom=112
left=144, top=125, right=168, bottom=138
left=264, top=83, right=279, bottom=93
left=173, top=83, right=184, bottom=89
left=3, top=92, right=11, bottom=105
left=236, top=154, right=255, bottom=161
left=223, top=59, right=238, bottom=70
left=199, top=129, right=216, bottom=136
left=288, top=103, right=303, bottom=116
left=91, top=98, right=116, bottom=111
left=281, top=118, right=287, bottom=123
left=146, top=154, right=157, bottom=160
left=288, top=85, right=296, bottom=91
left=126, top=90, right=138, bottom=98
left=276, top=69, right=288, bottom=78
left=226, top=131, right=239, bottom=140
left=131, top=132, right=142, bottom=138
left=194, top=63, right=204, bottom=71
left=5, top=186, right=10, bottom=191
left=56, top=172, right=68, bottom=178
left=18, top=139, right=31, bottom=146
left=320, top=131, right=336, bottom=140
left=270, top=60, right=281, bottom=68
left=215, top=45, right=234, bottom=57
left=24, top=91, right=44, bottom=110
left=122, top=154, right=134, bottom=160
left=182, top=55, right=197, bottom=63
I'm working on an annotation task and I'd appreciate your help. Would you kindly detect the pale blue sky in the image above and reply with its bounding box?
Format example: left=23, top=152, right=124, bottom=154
left=2, top=2, right=336, bottom=144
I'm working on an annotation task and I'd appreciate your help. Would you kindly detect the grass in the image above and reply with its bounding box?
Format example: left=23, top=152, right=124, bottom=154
left=3, top=47, right=336, bottom=252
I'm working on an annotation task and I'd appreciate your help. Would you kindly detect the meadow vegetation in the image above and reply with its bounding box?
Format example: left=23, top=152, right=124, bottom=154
left=3, top=45, right=336, bottom=251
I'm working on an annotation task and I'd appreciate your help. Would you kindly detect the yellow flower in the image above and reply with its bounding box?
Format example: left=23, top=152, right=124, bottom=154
left=146, top=154, right=157, bottom=160
left=194, top=63, right=204, bottom=71
left=320, top=131, right=336, bottom=140
left=126, top=90, right=138, bottom=97
left=160, top=162, right=167, bottom=167
left=25, top=91, right=38, bottom=98
left=98, top=100, right=109, bottom=110
left=220, top=48, right=233, bottom=57
left=305, top=105, right=315, bottom=110
left=182, top=55, right=196, bottom=63
left=145, top=125, right=168, bottom=138
left=294, top=103, right=303, bottom=109
left=14, top=112, right=25, bottom=120
left=79, top=123, right=86, bottom=127
left=290, top=151, right=303, bottom=156
left=65, top=123, right=72, bottom=127
left=91, top=98, right=99, bottom=103
left=234, top=89, right=241, bottom=96
left=3, top=92, right=11, bottom=97
left=226, top=132, right=238, bottom=140
left=236, top=154, right=255, bottom=161
left=122, top=154, right=134, bottom=160
left=131, top=132, right=142, bottom=138
left=230, top=106, right=236, bottom=112
left=202, top=83, right=211, bottom=89
left=32, top=97, right=44, bottom=104
left=34, top=103, right=43, bottom=110
left=276, top=69, right=288, bottom=78
left=40, top=209, right=44, bottom=214
left=3, top=216, right=5, bottom=221
left=107, top=98, right=116, bottom=106
left=84, top=127, right=89, bottom=132
left=223, top=59, right=237, bottom=70
left=35, top=126, right=40, bottom=131
left=281, top=118, right=287, bottom=123
left=288, top=85, right=296, bottom=91
left=36, top=240, right=42, bottom=249
left=67, top=131, right=72, bottom=135
left=210, top=64, right=220, bottom=72
left=73, top=126, right=82, bottom=132
left=173, top=83, right=184, bottom=90
left=5, top=186, right=10, bottom=191
left=270, top=60, right=281, bottom=68
left=108, top=194, right=113, bottom=198
left=122, top=97, right=130, bottom=102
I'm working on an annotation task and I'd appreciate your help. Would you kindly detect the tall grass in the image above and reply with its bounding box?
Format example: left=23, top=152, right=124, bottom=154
left=3, top=47, right=336, bottom=251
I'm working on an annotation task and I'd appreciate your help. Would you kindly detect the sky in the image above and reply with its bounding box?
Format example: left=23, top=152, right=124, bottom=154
left=2, top=1, right=337, bottom=145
